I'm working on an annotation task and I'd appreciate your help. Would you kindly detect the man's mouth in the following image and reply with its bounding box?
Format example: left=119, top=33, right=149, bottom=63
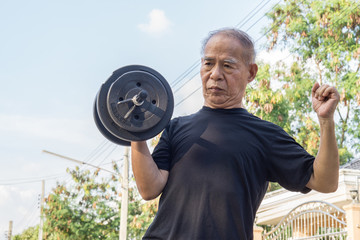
left=208, top=86, right=223, bottom=92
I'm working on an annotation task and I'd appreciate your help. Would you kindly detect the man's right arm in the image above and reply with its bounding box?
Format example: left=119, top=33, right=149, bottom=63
left=131, top=141, right=169, bottom=200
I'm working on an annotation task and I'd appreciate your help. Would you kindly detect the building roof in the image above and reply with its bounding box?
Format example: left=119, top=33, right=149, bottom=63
left=257, top=168, right=360, bottom=225
left=341, top=158, right=360, bottom=170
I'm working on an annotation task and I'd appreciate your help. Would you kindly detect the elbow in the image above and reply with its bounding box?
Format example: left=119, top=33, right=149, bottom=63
left=324, top=182, right=339, bottom=193
left=138, top=189, right=161, bottom=201
left=307, top=174, right=339, bottom=193
left=140, top=193, right=159, bottom=201
left=142, top=195, right=157, bottom=201
left=317, top=181, right=338, bottom=193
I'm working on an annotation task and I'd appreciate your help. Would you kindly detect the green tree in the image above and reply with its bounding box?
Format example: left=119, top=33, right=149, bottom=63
left=128, top=189, right=159, bottom=239
left=13, top=226, right=38, bottom=240
left=42, top=162, right=158, bottom=239
left=246, top=0, right=360, bottom=166
left=43, top=166, right=121, bottom=240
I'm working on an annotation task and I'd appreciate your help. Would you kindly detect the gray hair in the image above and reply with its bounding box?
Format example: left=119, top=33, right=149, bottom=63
left=201, top=28, right=256, bottom=65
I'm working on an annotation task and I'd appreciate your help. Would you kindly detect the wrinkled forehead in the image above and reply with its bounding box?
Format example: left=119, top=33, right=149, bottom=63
left=202, top=34, right=244, bottom=60
left=202, top=33, right=253, bottom=65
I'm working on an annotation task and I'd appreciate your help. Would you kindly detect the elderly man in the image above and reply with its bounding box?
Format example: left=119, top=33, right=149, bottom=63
left=131, top=28, right=340, bottom=239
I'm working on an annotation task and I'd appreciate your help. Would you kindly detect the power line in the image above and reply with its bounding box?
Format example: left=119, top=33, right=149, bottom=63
left=173, top=0, right=359, bottom=110
left=0, top=174, right=63, bottom=186
left=175, top=85, right=202, bottom=108
left=53, top=142, right=117, bottom=184
left=170, top=60, right=201, bottom=88
left=0, top=173, right=63, bottom=183
left=73, top=143, right=116, bottom=172
left=13, top=199, right=39, bottom=233
left=170, top=0, right=278, bottom=100
left=173, top=71, right=201, bottom=94
left=95, top=145, right=119, bottom=168
left=254, top=0, right=294, bottom=43
left=241, top=0, right=277, bottom=32
left=82, top=139, right=108, bottom=164
left=234, top=0, right=270, bottom=29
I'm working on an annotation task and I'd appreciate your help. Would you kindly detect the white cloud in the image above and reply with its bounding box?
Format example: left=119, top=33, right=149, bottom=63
left=138, top=9, right=172, bottom=35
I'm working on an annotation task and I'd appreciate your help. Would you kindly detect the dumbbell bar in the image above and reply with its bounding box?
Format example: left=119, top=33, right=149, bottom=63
left=93, top=65, right=174, bottom=146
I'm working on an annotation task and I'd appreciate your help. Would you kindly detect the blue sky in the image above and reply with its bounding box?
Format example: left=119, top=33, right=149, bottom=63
left=0, top=0, right=280, bottom=237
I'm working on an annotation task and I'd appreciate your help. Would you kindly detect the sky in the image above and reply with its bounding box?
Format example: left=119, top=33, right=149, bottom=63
left=0, top=0, right=282, bottom=237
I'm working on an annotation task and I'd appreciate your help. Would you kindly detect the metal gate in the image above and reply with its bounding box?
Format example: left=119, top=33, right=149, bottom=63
left=262, top=200, right=347, bottom=239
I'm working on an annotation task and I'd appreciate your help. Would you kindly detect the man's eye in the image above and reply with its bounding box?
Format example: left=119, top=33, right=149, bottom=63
left=224, top=64, right=231, bottom=68
left=203, top=62, right=213, bottom=68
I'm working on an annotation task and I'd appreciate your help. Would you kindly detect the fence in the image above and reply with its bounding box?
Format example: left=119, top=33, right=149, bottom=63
left=262, top=200, right=347, bottom=239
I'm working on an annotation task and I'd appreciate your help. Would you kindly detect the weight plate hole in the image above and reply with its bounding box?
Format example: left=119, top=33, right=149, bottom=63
left=134, top=115, right=139, bottom=120
left=152, top=100, right=157, bottom=105
left=119, top=97, right=124, bottom=101
left=136, top=82, right=141, bottom=87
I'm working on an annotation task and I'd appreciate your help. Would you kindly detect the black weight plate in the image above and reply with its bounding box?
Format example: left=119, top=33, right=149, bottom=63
left=96, top=65, right=174, bottom=142
left=93, top=93, right=131, bottom=146
left=107, top=70, right=168, bottom=132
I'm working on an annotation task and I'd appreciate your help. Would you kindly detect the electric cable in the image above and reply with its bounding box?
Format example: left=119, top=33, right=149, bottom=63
left=0, top=173, right=64, bottom=186
left=170, top=60, right=201, bottom=88
left=234, top=0, right=270, bottom=29
left=13, top=199, right=38, bottom=232
left=172, top=0, right=282, bottom=107
left=173, top=71, right=201, bottom=94
left=170, top=0, right=277, bottom=94
left=173, top=0, right=357, bottom=110
left=95, top=145, right=119, bottom=168
left=82, top=139, right=108, bottom=164
left=175, top=85, right=202, bottom=108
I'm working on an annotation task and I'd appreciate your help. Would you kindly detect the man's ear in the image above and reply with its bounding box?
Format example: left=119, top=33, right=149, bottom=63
left=248, top=63, right=258, bottom=83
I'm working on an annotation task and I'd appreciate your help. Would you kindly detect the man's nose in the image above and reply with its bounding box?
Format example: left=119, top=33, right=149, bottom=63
left=210, top=64, right=223, bottom=80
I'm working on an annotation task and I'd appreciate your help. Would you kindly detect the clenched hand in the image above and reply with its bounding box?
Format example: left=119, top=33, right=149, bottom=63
left=312, top=82, right=340, bottom=120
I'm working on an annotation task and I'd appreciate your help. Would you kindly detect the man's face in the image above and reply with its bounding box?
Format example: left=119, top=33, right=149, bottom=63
left=200, top=34, right=257, bottom=109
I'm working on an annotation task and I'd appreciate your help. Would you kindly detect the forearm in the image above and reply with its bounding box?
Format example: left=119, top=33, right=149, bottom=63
left=307, top=118, right=339, bottom=192
left=131, top=141, right=168, bottom=200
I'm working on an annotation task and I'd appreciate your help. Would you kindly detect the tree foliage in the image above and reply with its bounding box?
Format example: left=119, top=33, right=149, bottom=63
left=43, top=166, right=120, bottom=240
left=13, top=163, right=158, bottom=240
left=40, top=163, right=158, bottom=239
left=246, top=0, right=360, bottom=166
left=128, top=190, right=159, bottom=239
left=13, top=226, right=39, bottom=240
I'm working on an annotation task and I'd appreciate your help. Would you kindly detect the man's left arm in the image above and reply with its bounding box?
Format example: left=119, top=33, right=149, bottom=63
left=306, top=82, right=340, bottom=193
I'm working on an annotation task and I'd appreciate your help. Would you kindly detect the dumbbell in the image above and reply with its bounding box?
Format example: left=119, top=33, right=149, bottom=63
left=93, top=65, right=174, bottom=146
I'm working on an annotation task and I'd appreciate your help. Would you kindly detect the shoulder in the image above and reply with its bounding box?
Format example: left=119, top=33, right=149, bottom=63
left=240, top=109, right=285, bottom=131
left=169, top=110, right=203, bottom=127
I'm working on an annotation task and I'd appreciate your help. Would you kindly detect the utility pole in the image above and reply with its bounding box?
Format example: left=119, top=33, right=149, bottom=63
left=38, top=180, right=45, bottom=240
left=8, top=221, right=12, bottom=240
left=119, top=147, right=129, bottom=240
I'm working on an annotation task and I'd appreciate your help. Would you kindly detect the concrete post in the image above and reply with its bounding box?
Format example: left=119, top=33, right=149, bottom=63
left=38, top=180, right=45, bottom=240
left=343, top=203, right=360, bottom=240
left=119, top=147, right=129, bottom=240
left=8, top=221, right=13, bottom=240
left=253, top=225, right=263, bottom=240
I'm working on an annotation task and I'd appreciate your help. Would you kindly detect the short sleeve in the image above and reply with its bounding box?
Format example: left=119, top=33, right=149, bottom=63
left=151, top=123, right=172, bottom=171
left=266, top=127, right=315, bottom=193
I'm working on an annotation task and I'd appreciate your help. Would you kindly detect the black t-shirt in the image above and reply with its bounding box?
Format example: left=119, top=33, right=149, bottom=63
left=143, top=107, right=314, bottom=240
